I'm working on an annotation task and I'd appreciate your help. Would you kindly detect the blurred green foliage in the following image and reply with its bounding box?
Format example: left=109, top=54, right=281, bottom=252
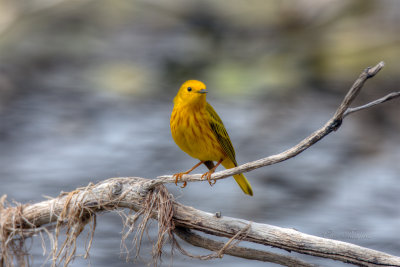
left=0, top=0, right=399, bottom=99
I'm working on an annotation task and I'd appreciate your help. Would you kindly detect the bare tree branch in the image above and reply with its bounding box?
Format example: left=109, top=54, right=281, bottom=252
left=172, top=199, right=400, bottom=266
left=153, top=61, right=399, bottom=189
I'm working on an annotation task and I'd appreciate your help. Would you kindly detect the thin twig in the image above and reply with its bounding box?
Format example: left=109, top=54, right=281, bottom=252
left=344, top=91, right=400, bottom=117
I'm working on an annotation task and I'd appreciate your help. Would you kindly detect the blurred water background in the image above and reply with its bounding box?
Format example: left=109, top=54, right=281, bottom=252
left=0, top=0, right=399, bottom=266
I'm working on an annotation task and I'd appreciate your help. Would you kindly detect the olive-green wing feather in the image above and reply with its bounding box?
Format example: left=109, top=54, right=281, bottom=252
left=206, top=103, right=238, bottom=166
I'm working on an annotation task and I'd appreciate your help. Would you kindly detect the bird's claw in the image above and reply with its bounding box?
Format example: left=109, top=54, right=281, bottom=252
left=180, top=181, right=187, bottom=188
left=201, top=171, right=216, bottom=186
left=173, top=173, right=188, bottom=188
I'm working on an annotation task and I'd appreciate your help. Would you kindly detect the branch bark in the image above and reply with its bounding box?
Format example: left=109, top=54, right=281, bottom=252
left=1, top=61, right=400, bottom=267
left=174, top=227, right=316, bottom=267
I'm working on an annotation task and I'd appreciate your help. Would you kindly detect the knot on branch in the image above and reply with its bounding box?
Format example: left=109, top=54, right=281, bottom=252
left=329, top=119, right=343, bottom=131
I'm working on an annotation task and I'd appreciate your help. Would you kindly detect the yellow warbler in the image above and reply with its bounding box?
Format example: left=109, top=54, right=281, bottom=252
left=170, top=80, right=253, bottom=196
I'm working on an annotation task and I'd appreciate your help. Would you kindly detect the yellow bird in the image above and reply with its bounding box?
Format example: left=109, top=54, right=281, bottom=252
left=170, top=80, right=253, bottom=196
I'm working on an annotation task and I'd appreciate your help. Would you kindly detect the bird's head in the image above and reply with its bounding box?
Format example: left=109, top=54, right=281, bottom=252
left=174, top=80, right=207, bottom=105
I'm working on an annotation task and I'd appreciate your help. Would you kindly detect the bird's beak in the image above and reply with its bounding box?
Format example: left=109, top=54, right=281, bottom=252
left=197, top=89, right=208, bottom=94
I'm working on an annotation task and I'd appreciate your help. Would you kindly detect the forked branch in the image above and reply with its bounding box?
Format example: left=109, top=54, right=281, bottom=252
left=154, top=61, right=399, bottom=187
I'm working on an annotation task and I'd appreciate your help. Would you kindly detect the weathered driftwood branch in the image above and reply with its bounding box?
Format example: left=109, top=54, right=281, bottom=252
left=2, top=61, right=400, bottom=267
left=1, top=178, right=400, bottom=267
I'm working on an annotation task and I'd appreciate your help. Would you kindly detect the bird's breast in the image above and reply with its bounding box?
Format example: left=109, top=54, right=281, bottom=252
left=170, top=105, right=224, bottom=161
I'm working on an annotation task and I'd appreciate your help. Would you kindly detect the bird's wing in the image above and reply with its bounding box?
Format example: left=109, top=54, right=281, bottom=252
left=206, top=103, right=238, bottom=166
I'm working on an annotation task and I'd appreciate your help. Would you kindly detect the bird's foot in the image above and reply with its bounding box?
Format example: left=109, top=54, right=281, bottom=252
left=173, top=161, right=205, bottom=188
left=173, top=172, right=188, bottom=188
left=201, top=171, right=216, bottom=186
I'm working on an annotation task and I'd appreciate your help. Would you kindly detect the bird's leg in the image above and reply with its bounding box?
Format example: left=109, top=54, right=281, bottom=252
left=173, top=161, right=204, bottom=188
left=201, top=159, right=223, bottom=186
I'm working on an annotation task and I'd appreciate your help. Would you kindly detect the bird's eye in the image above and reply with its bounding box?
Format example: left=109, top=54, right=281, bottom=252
left=187, top=87, right=192, bottom=92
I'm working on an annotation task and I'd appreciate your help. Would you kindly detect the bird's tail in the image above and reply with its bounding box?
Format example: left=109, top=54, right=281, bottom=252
left=217, top=160, right=253, bottom=196
left=233, top=173, right=253, bottom=196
